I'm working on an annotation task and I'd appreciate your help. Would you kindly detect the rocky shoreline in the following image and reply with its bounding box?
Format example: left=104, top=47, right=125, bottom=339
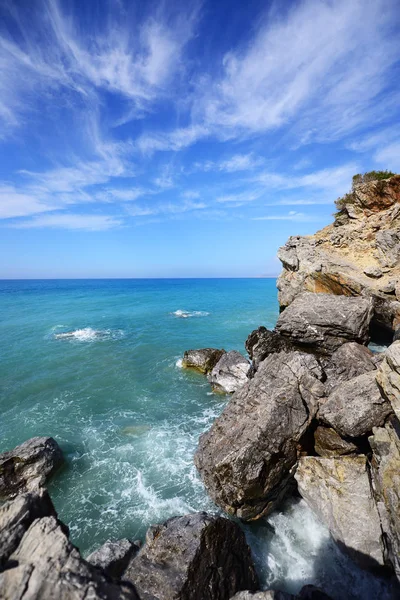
left=1, top=175, right=400, bottom=599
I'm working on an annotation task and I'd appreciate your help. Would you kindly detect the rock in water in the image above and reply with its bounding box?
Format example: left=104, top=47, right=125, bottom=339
left=207, top=350, right=251, bottom=393
left=295, top=455, right=385, bottom=570
left=369, top=417, right=400, bottom=581
left=319, top=372, right=392, bottom=438
left=195, top=351, right=325, bottom=520
left=87, top=539, right=139, bottom=579
left=245, top=327, right=292, bottom=372
left=322, top=342, right=376, bottom=394
left=275, top=293, right=373, bottom=355
left=0, top=437, right=64, bottom=500
left=230, top=587, right=332, bottom=599
left=376, top=341, right=400, bottom=420
left=123, top=512, right=259, bottom=600
left=313, top=426, right=358, bottom=458
left=182, top=348, right=226, bottom=373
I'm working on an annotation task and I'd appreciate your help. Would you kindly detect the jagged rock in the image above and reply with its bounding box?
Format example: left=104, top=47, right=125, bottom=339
left=87, top=539, right=139, bottom=579
left=230, top=586, right=332, bottom=599
left=314, top=426, right=358, bottom=458
left=245, top=327, right=292, bottom=372
left=323, top=342, right=376, bottom=393
left=364, top=266, right=383, bottom=278
left=123, top=512, right=259, bottom=600
left=319, top=372, right=392, bottom=437
left=295, top=455, right=385, bottom=570
left=0, top=437, right=64, bottom=500
left=376, top=341, right=400, bottom=420
left=207, top=350, right=251, bottom=393
left=277, top=176, right=400, bottom=336
left=369, top=417, right=400, bottom=580
left=182, top=348, right=225, bottom=374
left=0, top=497, right=138, bottom=599
left=195, top=352, right=325, bottom=520
left=275, top=293, right=373, bottom=355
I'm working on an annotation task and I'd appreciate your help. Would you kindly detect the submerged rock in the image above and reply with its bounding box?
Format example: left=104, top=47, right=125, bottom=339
left=376, top=341, right=400, bottom=420
left=319, top=372, right=392, bottom=438
left=275, top=293, right=373, bottom=355
left=295, top=455, right=385, bottom=570
left=314, top=426, right=358, bottom=458
left=323, top=342, right=376, bottom=394
left=245, top=327, right=292, bottom=372
left=0, top=437, right=64, bottom=500
left=87, top=539, right=139, bottom=579
left=182, top=348, right=226, bottom=374
left=207, top=350, right=251, bottom=393
left=195, top=351, right=325, bottom=520
left=123, top=512, right=259, bottom=600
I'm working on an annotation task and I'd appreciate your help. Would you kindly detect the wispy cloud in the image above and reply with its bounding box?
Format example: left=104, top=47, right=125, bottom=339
left=11, top=213, right=122, bottom=231
left=194, top=153, right=264, bottom=173
left=253, top=211, right=322, bottom=223
left=127, top=199, right=207, bottom=217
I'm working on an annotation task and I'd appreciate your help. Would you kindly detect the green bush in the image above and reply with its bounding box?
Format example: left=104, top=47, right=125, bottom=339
left=334, top=170, right=396, bottom=214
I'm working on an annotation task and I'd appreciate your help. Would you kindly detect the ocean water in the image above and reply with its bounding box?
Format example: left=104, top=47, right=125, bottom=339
left=0, top=279, right=392, bottom=599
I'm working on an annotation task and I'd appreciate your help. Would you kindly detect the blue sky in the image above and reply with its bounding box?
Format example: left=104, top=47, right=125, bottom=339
left=1, top=0, right=399, bottom=278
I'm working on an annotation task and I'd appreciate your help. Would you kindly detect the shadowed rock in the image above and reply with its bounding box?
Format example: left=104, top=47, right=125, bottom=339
left=245, top=327, right=292, bottom=373
left=319, top=372, right=392, bottom=438
left=195, top=351, right=325, bottom=520
left=323, top=342, right=376, bottom=394
left=87, top=539, right=139, bottom=579
left=275, top=293, right=373, bottom=355
left=182, top=348, right=226, bottom=374
left=376, top=341, right=400, bottom=420
left=295, top=455, right=385, bottom=570
left=207, top=350, right=251, bottom=393
left=123, top=512, right=259, bottom=600
left=314, top=426, right=358, bottom=458
left=0, top=437, right=64, bottom=500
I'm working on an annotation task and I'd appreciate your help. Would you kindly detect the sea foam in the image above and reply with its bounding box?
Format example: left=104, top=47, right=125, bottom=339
left=53, top=327, right=124, bottom=342
left=171, top=309, right=209, bottom=318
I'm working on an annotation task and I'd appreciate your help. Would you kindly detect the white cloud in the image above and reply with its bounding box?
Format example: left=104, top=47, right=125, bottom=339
left=127, top=199, right=207, bottom=217
left=374, top=144, right=400, bottom=173
left=253, top=211, right=321, bottom=222
left=195, top=153, right=264, bottom=173
left=11, top=213, right=122, bottom=230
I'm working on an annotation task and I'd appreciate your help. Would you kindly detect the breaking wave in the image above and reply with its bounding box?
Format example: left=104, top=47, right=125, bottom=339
left=171, top=309, right=209, bottom=318
left=52, top=327, right=124, bottom=342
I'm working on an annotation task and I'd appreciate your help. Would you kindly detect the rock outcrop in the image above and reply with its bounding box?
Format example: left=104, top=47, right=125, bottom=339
left=195, top=351, right=325, bottom=520
left=277, top=175, right=400, bottom=337
left=319, top=372, right=392, bottom=438
left=376, top=340, right=400, bottom=420
left=0, top=437, right=64, bottom=500
left=123, top=512, right=259, bottom=600
left=275, top=293, right=373, bottom=355
left=313, top=426, right=358, bottom=458
left=182, top=348, right=226, bottom=374
left=295, top=455, right=385, bottom=570
left=322, top=342, right=376, bottom=394
left=87, top=539, right=139, bottom=579
left=245, top=327, right=292, bottom=373
left=207, top=350, right=251, bottom=393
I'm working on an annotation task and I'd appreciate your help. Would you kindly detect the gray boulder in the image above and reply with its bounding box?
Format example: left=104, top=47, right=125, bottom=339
left=369, top=417, right=400, bottom=580
left=275, top=293, right=373, bottom=355
left=123, top=512, right=259, bottom=600
left=182, top=348, right=225, bottom=374
left=87, top=539, right=139, bottom=579
left=314, top=426, right=358, bottom=458
left=207, top=351, right=251, bottom=393
left=230, top=586, right=332, bottom=599
left=0, top=437, right=64, bottom=500
left=245, top=327, right=292, bottom=372
left=376, top=341, right=400, bottom=420
left=323, top=342, right=376, bottom=394
left=319, top=372, right=392, bottom=438
left=295, top=455, right=385, bottom=569
left=195, top=352, right=325, bottom=520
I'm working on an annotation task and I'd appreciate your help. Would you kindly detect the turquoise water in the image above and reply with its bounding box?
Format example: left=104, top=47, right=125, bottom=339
left=0, top=278, right=392, bottom=599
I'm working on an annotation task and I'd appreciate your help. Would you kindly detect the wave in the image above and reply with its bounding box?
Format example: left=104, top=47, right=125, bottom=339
left=171, top=309, right=209, bottom=319
left=175, top=358, right=183, bottom=368
left=53, top=327, right=124, bottom=342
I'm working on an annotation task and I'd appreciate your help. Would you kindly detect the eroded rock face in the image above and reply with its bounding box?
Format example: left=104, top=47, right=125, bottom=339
left=275, top=293, right=373, bottom=355
left=195, top=351, right=325, bottom=520
left=376, top=341, right=400, bottom=420
left=295, top=455, right=385, bottom=570
left=0, top=437, right=64, bottom=500
left=369, top=417, right=400, bottom=580
left=314, top=426, right=358, bottom=458
left=319, top=372, right=392, bottom=438
left=323, top=342, right=376, bottom=394
left=123, top=512, right=259, bottom=600
left=277, top=176, right=400, bottom=335
left=207, top=351, right=251, bottom=393
left=245, top=327, right=292, bottom=373
left=182, top=348, right=226, bottom=374
left=87, top=539, right=139, bottom=579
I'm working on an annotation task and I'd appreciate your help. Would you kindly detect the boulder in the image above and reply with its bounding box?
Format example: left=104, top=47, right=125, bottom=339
left=314, top=426, right=358, bottom=458
left=364, top=266, right=383, bottom=278
left=182, top=348, right=225, bottom=374
left=87, top=539, right=139, bottom=579
left=195, top=351, right=325, bottom=520
left=319, top=372, right=392, bottom=437
left=207, top=350, right=251, bottom=393
left=0, top=437, right=64, bottom=500
left=275, top=293, right=373, bottom=355
left=376, top=341, right=400, bottom=420
left=245, top=327, right=292, bottom=372
left=123, top=512, right=259, bottom=600
left=369, top=417, right=400, bottom=580
left=322, top=342, right=376, bottom=394
left=295, top=455, right=385, bottom=570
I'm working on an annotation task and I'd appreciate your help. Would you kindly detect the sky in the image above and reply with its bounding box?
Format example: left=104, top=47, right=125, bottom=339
left=0, top=0, right=400, bottom=278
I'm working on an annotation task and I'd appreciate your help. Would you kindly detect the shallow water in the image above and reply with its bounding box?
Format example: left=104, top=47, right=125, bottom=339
left=0, top=279, right=392, bottom=599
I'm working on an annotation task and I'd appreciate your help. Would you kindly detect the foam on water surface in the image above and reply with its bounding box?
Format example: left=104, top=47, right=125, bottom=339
left=171, top=309, right=210, bottom=318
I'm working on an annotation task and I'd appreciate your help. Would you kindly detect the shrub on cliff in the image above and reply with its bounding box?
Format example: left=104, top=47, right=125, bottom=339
left=335, top=170, right=396, bottom=214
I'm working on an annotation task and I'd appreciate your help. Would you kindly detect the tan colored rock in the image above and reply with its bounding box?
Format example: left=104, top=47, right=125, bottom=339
left=295, top=455, right=385, bottom=570
left=314, top=426, right=358, bottom=458
left=376, top=341, right=400, bottom=420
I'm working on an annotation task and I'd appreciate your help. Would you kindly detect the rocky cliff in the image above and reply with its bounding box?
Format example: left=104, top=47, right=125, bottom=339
left=277, top=175, right=400, bottom=339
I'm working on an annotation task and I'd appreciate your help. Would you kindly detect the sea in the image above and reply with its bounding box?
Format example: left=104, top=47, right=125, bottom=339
left=0, top=278, right=392, bottom=599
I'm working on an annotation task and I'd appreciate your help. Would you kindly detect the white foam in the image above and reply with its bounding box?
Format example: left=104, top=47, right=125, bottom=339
left=53, top=327, right=124, bottom=342
left=175, top=358, right=183, bottom=368
left=171, top=309, right=209, bottom=318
